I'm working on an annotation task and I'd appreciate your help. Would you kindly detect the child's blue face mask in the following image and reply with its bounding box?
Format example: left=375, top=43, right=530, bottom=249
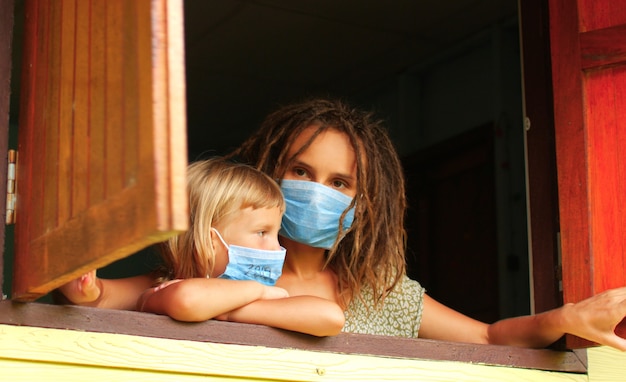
left=280, top=179, right=355, bottom=250
left=213, top=229, right=286, bottom=286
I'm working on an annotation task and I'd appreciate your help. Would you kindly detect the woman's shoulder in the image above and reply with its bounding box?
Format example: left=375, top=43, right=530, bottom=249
left=395, top=275, right=425, bottom=295
left=343, top=274, right=426, bottom=337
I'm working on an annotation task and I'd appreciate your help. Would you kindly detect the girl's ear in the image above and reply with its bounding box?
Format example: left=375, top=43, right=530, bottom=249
left=209, top=228, right=220, bottom=253
left=209, top=227, right=229, bottom=278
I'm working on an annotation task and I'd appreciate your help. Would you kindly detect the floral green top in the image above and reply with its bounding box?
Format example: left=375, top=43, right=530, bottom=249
left=343, top=275, right=425, bottom=338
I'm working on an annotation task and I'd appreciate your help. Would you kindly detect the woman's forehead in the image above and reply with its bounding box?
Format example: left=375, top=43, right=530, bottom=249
left=289, top=125, right=351, bottom=152
left=286, top=126, right=357, bottom=177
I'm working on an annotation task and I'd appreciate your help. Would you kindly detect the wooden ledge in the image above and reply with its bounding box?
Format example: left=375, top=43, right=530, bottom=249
left=0, top=300, right=586, bottom=373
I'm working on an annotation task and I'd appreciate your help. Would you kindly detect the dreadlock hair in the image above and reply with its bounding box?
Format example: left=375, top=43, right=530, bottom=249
left=157, top=157, right=285, bottom=282
left=229, top=98, right=407, bottom=307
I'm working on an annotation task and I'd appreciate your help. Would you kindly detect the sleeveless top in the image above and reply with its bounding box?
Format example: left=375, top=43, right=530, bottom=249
left=343, top=275, right=425, bottom=338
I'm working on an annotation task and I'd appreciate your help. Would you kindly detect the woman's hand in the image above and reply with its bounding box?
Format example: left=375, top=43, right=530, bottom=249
left=561, top=286, right=626, bottom=350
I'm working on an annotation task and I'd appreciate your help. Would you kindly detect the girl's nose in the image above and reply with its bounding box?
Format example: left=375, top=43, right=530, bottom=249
left=269, top=237, right=282, bottom=251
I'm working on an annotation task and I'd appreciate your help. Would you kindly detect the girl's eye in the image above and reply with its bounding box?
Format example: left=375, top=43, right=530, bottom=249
left=256, top=231, right=266, bottom=237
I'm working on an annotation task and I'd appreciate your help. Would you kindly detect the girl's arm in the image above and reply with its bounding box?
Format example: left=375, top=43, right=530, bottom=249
left=217, top=296, right=346, bottom=337
left=137, top=277, right=289, bottom=322
left=419, top=287, right=626, bottom=350
left=57, top=271, right=155, bottom=310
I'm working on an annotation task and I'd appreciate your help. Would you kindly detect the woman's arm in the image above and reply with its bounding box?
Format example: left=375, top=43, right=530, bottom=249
left=419, top=287, right=626, bottom=350
left=57, top=271, right=155, bottom=310
left=137, top=278, right=289, bottom=322
left=217, top=296, right=346, bottom=337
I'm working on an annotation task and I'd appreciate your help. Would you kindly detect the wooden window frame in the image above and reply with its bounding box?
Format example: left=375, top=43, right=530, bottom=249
left=0, top=0, right=620, bottom=376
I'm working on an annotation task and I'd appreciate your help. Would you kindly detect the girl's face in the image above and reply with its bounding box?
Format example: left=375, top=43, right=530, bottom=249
left=283, top=126, right=358, bottom=198
left=209, top=205, right=283, bottom=277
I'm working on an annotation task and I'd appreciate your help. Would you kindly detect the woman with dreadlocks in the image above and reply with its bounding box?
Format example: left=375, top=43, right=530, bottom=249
left=60, top=98, right=626, bottom=349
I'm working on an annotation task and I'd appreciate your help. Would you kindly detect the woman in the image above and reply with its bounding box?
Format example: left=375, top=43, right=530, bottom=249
left=60, top=99, right=626, bottom=349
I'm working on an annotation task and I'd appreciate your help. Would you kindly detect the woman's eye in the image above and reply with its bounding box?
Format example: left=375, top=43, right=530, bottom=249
left=332, top=180, right=347, bottom=189
left=294, top=168, right=307, bottom=177
left=257, top=231, right=266, bottom=237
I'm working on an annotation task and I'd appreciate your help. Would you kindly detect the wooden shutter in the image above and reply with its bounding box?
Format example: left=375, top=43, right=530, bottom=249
left=13, top=0, right=188, bottom=300
left=548, top=0, right=626, bottom=347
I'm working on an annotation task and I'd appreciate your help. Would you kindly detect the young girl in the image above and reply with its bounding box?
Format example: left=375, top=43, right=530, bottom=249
left=60, top=100, right=626, bottom=350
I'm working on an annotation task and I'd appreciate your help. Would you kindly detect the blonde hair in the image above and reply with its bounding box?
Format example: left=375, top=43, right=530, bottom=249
left=159, top=158, right=285, bottom=281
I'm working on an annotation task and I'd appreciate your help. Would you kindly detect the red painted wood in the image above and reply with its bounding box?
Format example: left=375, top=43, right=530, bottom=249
left=549, top=0, right=626, bottom=348
left=580, top=25, right=626, bottom=70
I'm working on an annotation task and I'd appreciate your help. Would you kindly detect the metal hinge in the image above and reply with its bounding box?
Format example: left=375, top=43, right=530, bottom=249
left=6, top=149, right=17, bottom=225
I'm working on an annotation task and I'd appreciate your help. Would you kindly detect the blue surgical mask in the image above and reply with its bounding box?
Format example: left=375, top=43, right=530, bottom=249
left=280, top=179, right=355, bottom=249
left=213, top=229, right=286, bottom=286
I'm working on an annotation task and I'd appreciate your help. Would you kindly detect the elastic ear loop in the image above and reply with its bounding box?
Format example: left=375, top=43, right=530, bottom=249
left=209, top=228, right=230, bottom=278
left=211, top=228, right=230, bottom=249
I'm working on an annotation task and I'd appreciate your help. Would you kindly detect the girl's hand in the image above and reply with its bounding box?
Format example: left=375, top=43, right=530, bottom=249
left=261, top=285, right=289, bottom=300
left=563, top=286, right=626, bottom=350
left=57, top=270, right=101, bottom=304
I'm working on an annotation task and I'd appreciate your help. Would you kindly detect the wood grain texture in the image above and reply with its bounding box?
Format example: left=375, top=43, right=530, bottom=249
left=12, top=0, right=188, bottom=300
left=0, top=323, right=591, bottom=381
left=0, top=301, right=588, bottom=374
left=548, top=0, right=593, bottom=349
left=587, top=346, right=626, bottom=382
left=548, top=0, right=626, bottom=348
left=580, top=25, right=626, bottom=69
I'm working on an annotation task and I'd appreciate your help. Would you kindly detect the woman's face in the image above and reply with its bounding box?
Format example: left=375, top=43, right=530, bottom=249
left=283, top=126, right=358, bottom=198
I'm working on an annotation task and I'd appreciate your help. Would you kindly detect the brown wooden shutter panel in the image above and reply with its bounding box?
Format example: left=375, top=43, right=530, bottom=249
left=13, top=0, right=188, bottom=300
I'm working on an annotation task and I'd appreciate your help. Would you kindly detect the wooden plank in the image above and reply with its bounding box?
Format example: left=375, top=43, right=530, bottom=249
left=14, top=0, right=50, bottom=297
left=12, top=0, right=188, bottom=300
left=122, top=0, right=140, bottom=189
left=72, top=0, right=90, bottom=215
left=153, top=0, right=189, bottom=230
left=0, top=301, right=588, bottom=374
left=0, top=359, right=235, bottom=382
left=587, top=346, right=626, bottom=382
left=104, top=0, right=125, bottom=196
left=580, top=25, right=626, bottom=69
left=41, top=0, right=59, bottom=233
left=164, top=0, right=189, bottom=230
left=56, top=0, right=76, bottom=224
left=549, top=0, right=626, bottom=347
left=0, top=323, right=589, bottom=381
left=88, top=0, right=106, bottom=205
left=578, top=0, right=626, bottom=30
left=585, top=68, right=626, bottom=293
left=548, top=0, right=594, bottom=349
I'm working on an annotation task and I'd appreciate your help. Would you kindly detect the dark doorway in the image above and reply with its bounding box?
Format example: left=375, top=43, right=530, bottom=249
left=403, top=124, right=499, bottom=323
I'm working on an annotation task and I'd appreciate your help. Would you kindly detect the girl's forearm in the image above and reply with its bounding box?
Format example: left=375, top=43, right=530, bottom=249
left=140, top=278, right=271, bottom=321
left=223, top=296, right=345, bottom=337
